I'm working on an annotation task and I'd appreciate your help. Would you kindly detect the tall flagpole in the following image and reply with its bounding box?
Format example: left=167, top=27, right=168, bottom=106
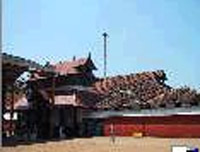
left=102, top=32, right=108, bottom=78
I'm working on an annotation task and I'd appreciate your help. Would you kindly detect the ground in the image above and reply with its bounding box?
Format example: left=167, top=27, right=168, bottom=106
left=0, top=137, right=200, bottom=152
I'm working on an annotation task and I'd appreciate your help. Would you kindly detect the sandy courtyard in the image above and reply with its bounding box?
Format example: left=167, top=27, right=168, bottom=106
left=0, top=137, right=200, bottom=152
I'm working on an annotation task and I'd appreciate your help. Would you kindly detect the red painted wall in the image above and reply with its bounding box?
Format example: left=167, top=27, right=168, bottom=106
left=103, top=115, right=200, bottom=137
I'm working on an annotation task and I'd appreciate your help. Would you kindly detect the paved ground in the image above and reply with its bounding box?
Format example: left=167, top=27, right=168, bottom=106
left=0, top=137, right=200, bottom=152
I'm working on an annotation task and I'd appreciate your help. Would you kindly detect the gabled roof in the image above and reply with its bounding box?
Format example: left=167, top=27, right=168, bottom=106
left=53, top=54, right=97, bottom=75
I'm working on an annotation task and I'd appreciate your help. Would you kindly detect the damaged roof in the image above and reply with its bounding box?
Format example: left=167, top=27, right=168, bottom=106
left=91, top=70, right=200, bottom=110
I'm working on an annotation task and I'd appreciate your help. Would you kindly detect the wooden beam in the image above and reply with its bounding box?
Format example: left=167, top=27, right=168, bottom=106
left=49, top=75, right=56, bottom=138
left=10, top=85, right=14, bottom=136
left=51, top=75, right=55, bottom=105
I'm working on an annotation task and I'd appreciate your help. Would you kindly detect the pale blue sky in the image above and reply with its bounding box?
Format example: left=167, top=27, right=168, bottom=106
left=3, top=0, right=200, bottom=89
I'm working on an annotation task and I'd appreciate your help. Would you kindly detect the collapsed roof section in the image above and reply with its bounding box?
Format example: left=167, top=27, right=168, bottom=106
left=92, top=70, right=200, bottom=110
left=93, top=70, right=168, bottom=94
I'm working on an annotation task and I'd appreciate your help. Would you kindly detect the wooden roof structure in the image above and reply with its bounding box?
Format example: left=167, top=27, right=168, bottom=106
left=2, top=52, right=55, bottom=110
left=53, top=53, right=97, bottom=75
left=2, top=52, right=55, bottom=86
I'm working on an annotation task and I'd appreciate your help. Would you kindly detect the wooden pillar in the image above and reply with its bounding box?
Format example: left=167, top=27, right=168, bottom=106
left=74, top=90, right=79, bottom=137
left=143, top=118, right=146, bottom=136
left=10, top=85, right=14, bottom=136
left=2, top=85, right=6, bottom=115
left=1, top=85, right=6, bottom=144
left=52, top=75, right=55, bottom=105
left=49, top=75, right=56, bottom=138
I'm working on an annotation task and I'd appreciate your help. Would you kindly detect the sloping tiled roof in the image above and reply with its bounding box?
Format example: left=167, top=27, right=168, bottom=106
left=2, top=52, right=55, bottom=84
left=2, top=52, right=42, bottom=69
left=53, top=56, right=97, bottom=75
left=54, top=58, right=86, bottom=75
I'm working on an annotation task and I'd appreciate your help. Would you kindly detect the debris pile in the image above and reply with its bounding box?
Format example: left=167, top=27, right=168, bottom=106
left=147, top=87, right=200, bottom=109
left=92, top=70, right=200, bottom=110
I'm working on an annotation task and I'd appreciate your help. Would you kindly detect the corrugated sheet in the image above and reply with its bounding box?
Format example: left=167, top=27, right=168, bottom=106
left=86, top=106, right=200, bottom=118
